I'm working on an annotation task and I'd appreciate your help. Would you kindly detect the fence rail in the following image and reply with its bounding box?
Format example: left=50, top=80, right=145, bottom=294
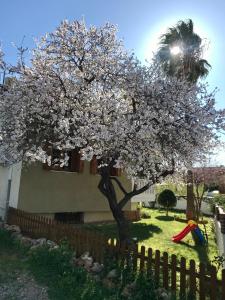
left=7, top=207, right=225, bottom=300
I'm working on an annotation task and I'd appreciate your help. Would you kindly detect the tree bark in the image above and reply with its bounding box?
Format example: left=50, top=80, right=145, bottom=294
left=111, top=206, right=130, bottom=244
left=186, top=170, right=195, bottom=220
left=98, top=166, right=131, bottom=244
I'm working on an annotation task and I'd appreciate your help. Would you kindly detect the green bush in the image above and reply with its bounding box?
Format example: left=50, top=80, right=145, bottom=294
left=158, top=189, right=177, bottom=216
left=29, top=242, right=114, bottom=300
left=212, top=194, right=225, bottom=211
left=0, top=229, right=28, bottom=255
left=0, top=229, right=14, bottom=251
left=140, top=210, right=151, bottom=219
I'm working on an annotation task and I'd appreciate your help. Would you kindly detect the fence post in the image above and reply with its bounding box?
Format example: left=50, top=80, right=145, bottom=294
left=199, top=263, right=206, bottom=300
left=162, top=252, right=169, bottom=290
left=133, top=244, right=138, bottom=272
left=171, top=254, right=177, bottom=294
left=140, top=246, right=145, bottom=272
left=155, top=250, right=160, bottom=286
left=222, top=269, right=225, bottom=300
left=147, top=248, right=153, bottom=277
left=180, top=257, right=186, bottom=299
left=189, top=260, right=196, bottom=299
left=209, top=265, right=217, bottom=300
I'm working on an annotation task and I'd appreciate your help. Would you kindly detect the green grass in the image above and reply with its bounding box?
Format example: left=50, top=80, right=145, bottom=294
left=0, top=229, right=28, bottom=281
left=84, top=208, right=218, bottom=266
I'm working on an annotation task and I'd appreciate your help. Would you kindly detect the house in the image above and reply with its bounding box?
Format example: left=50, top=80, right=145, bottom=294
left=0, top=149, right=134, bottom=223
left=192, top=166, right=225, bottom=193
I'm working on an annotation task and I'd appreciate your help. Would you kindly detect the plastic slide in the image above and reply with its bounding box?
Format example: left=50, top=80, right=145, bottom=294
left=172, top=224, right=196, bottom=242
left=193, top=227, right=205, bottom=244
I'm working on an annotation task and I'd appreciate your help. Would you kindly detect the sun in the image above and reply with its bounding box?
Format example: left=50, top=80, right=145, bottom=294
left=141, top=18, right=212, bottom=63
left=170, top=46, right=181, bottom=55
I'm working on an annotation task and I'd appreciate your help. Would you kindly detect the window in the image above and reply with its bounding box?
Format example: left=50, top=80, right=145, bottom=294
left=55, top=212, right=84, bottom=224
left=43, top=146, right=84, bottom=173
left=90, top=156, right=122, bottom=176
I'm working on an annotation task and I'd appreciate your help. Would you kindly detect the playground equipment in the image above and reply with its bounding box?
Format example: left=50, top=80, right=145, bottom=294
left=172, top=220, right=205, bottom=244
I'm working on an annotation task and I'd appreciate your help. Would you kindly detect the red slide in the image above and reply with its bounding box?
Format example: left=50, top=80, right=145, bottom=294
left=172, top=224, right=196, bottom=242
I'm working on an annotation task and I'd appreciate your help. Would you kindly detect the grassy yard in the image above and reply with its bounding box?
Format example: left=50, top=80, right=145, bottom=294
left=84, top=208, right=218, bottom=266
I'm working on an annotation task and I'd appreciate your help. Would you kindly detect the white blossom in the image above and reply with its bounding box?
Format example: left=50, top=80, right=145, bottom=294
left=0, top=20, right=224, bottom=183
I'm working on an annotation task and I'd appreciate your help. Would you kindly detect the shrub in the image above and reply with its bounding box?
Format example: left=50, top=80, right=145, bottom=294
left=158, top=189, right=177, bottom=216
left=211, top=194, right=225, bottom=211
left=0, top=229, right=28, bottom=255
left=28, top=242, right=114, bottom=300
left=140, top=209, right=151, bottom=219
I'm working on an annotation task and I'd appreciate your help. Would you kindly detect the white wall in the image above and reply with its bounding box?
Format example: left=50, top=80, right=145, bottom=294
left=9, top=162, right=22, bottom=208
left=171, top=198, right=213, bottom=215
left=0, top=165, right=11, bottom=219
left=131, top=180, right=156, bottom=203
left=0, top=162, right=21, bottom=219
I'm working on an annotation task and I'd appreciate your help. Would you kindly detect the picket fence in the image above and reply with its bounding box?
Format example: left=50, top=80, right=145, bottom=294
left=7, top=207, right=225, bottom=300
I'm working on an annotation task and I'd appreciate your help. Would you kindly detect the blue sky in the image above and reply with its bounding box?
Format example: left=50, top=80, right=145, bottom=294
left=1, top=0, right=225, bottom=163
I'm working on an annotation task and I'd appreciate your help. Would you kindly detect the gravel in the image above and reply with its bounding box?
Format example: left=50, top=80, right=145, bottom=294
left=0, top=272, right=49, bottom=300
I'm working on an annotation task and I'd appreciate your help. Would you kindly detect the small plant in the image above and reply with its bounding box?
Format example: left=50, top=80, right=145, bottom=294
left=212, top=254, right=225, bottom=272
left=140, top=210, right=151, bottom=219
left=0, top=229, right=28, bottom=255
left=213, top=194, right=225, bottom=210
left=158, top=189, right=177, bottom=216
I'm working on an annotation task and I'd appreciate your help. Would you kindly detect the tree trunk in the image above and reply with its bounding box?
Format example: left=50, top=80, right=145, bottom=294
left=111, top=206, right=130, bottom=244
left=97, top=164, right=168, bottom=243
left=186, top=170, right=195, bottom=220
left=98, top=166, right=131, bottom=244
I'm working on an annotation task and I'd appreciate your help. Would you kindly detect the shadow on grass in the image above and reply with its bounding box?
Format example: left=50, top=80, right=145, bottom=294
left=155, top=215, right=174, bottom=221
left=179, top=240, right=210, bottom=264
left=84, top=222, right=162, bottom=242
left=130, top=223, right=162, bottom=241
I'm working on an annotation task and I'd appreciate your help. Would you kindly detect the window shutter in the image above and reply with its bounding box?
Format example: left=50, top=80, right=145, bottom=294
left=90, top=156, right=98, bottom=175
left=71, top=149, right=84, bottom=173
left=43, top=144, right=53, bottom=170
left=110, top=167, right=122, bottom=177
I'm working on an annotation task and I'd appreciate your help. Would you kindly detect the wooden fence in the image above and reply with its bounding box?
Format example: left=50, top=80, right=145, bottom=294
left=7, top=207, right=225, bottom=300
left=7, top=207, right=107, bottom=262
left=124, top=209, right=140, bottom=221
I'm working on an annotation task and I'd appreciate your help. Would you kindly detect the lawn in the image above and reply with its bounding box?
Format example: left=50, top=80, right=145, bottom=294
left=84, top=208, right=218, bottom=266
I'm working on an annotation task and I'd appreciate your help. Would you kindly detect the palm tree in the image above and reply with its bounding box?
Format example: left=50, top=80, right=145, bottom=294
left=157, top=19, right=211, bottom=82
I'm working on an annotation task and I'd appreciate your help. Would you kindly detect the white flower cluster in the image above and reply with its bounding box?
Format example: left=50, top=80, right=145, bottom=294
left=0, top=20, right=224, bottom=183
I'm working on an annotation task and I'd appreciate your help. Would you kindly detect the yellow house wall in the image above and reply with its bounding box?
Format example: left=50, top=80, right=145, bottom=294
left=83, top=211, right=115, bottom=223
left=18, top=162, right=132, bottom=215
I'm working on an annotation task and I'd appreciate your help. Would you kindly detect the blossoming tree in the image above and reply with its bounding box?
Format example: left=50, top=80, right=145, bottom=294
left=0, top=20, right=224, bottom=242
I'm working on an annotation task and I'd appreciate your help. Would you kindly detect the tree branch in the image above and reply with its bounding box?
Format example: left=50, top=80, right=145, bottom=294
left=117, top=182, right=151, bottom=210
left=110, top=177, right=128, bottom=195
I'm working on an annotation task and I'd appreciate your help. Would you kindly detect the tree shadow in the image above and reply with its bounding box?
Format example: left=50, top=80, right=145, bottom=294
left=130, top=223, right=162, bottom=242
left=179, top=241, right=210, bottom=264
left=84, top=222, right=162, bottom=242
left=155, top=215, right=174, bottom=221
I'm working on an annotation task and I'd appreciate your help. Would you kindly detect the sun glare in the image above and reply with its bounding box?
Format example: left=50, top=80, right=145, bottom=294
left=141, top=18, right=212, bottom=63
left=170, top=46, right=181, bottom=55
